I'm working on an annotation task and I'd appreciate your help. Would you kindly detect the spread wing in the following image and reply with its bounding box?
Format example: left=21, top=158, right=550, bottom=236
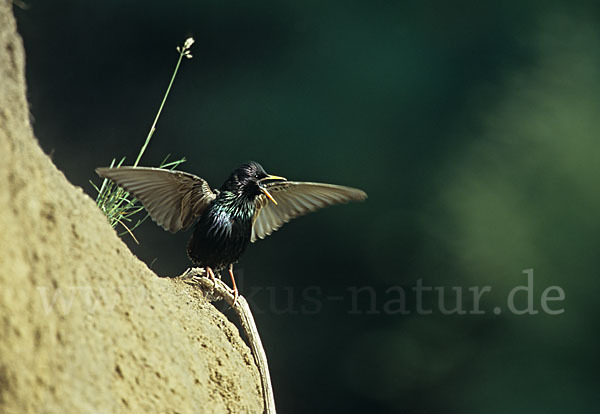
left=96, top=166, right=217, bottom=233
left=251, top=181, right=367, bottom=242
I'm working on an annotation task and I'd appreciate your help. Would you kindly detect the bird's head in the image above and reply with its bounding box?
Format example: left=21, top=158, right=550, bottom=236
left=221, top=161, right=286, bottom=204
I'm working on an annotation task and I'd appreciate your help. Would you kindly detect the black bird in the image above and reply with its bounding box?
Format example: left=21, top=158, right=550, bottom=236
left=96, top=161, right=366, bottom=303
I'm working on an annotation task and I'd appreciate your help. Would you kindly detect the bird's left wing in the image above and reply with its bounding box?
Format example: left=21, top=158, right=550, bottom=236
left=251, top=181, right=367, bottom=242
left=96, top=166, right=217, bottom=233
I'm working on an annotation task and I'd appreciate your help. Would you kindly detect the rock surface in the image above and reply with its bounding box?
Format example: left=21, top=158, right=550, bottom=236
left=0, top=3, right=263, bottom=413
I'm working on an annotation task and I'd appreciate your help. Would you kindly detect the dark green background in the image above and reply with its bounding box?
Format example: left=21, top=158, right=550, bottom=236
left=15, top=1, right=599, bottom=412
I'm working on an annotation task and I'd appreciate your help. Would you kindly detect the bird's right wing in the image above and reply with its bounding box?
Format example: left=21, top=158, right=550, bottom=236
left=96, top=166, right=217, bottom=233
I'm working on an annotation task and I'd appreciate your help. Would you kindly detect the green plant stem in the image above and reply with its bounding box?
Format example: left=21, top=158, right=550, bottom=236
left=133, top=49, right=186, bottom=167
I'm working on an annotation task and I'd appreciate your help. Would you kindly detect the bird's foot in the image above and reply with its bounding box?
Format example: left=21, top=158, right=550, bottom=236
left=231, top=288, right=239, bottom=308
left=180, top=266, right=238, bottom=307
left=205, top=267, right=218, bottom=290
left=178, top=267, right=205, bottom=279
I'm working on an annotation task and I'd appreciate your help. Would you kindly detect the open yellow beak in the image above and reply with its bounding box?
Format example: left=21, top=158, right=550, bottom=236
left=259, top=175, right=286, bottom=206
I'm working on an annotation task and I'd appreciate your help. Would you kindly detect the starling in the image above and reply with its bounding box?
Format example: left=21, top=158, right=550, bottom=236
left=96, top=161, right=366, bottom=303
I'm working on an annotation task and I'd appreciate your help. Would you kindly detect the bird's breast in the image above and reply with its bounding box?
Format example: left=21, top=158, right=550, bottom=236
left=186, top=203, right=254, bottom=270
left=206, top=208, right=234, bottom=239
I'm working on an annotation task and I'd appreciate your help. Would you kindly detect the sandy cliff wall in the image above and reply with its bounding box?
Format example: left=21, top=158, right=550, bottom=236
left=0, top=2, right=263, bottom=412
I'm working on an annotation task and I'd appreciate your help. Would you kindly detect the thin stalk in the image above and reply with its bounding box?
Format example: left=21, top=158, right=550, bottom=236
left=134, top=37, right=194, bottom=167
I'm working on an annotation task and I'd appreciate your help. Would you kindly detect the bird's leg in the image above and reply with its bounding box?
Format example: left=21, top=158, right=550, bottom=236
left=228, top=263, right=239, bottom=307
left=205, top=266, right=217, bottom=289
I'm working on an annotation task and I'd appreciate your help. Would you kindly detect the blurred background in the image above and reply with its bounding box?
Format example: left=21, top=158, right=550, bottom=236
left=14, top=1, right=599, bottom=412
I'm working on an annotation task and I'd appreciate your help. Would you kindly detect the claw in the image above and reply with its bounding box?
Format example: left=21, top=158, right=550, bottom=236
left=180, top=267, right=203, bottom=279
